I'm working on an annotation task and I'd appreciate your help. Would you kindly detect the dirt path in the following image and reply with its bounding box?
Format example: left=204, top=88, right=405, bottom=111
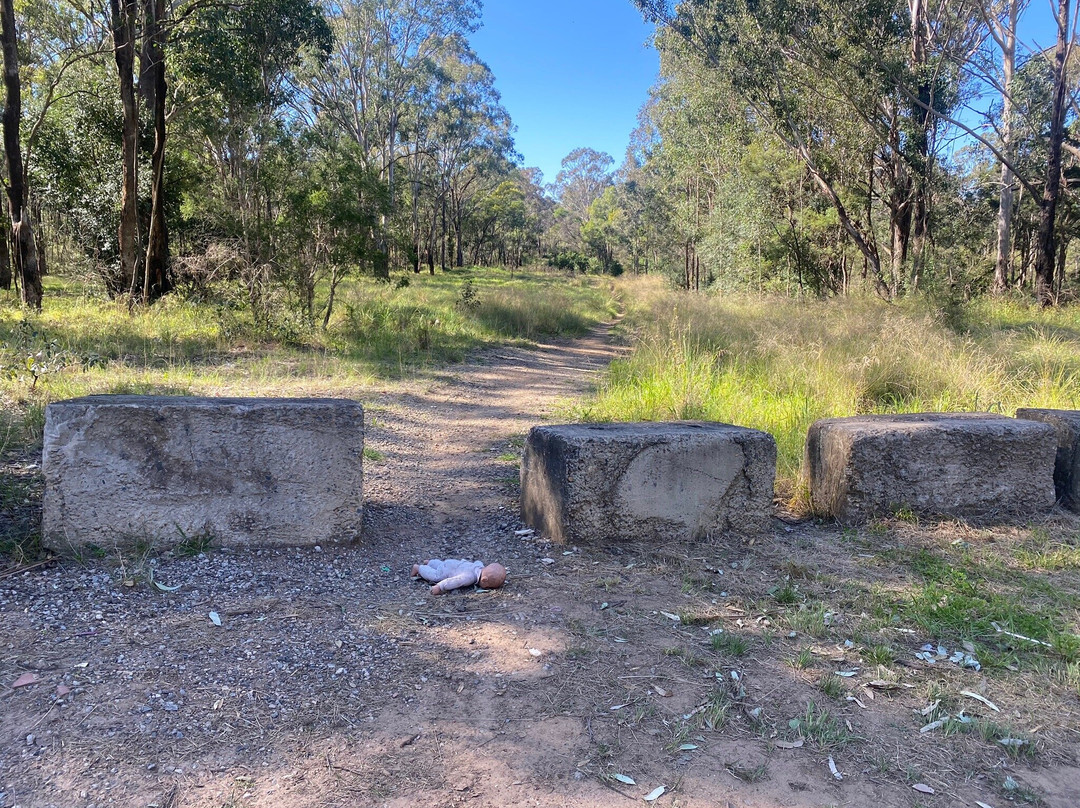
left=2, top=325, right=1079, bottom=808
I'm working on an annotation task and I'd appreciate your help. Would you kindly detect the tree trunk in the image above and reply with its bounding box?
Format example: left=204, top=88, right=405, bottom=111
left=0, top=216, right=9, bottom=290
left=992, top=0, right=1019, bottom=294
left=141, top=0, right=169, bottom=302
left=906, top=0, right=932, bottom=290
left=1034, top=0, right=1070, bottom=306
left=111, top=0, right=139, bottom=298
left=1, top=0, right=41, bottom=309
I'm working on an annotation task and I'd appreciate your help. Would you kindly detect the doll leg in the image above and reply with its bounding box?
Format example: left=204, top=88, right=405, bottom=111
left=417, top=561, right=444, bottom=583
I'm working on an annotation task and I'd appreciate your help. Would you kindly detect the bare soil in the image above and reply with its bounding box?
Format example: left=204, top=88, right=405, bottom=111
left=2, top=325, right=1079, bottom=808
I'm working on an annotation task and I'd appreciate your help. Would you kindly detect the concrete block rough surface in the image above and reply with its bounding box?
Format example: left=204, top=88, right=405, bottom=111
left=805, top=413, right=1056, bottom=524
left=520, top=422, right=776, bottom=545
left=1015, top=408, right=1080, bottom=509
left=43, top=396, right=364, bottom=552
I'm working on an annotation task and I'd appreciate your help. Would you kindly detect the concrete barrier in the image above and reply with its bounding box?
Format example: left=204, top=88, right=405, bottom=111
left=1015, top=408, right=1080, bottom=510
left=805, top=413, right=1056, bottom=523
left=43, top=396, right=364, bottom=552
left=520, top=422, right=776, bottom=545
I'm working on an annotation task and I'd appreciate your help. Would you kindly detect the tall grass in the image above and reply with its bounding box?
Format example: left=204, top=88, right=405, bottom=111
left=0, top=267, right=617, bottom=442
left=573, top=277, right=1080, bottom=492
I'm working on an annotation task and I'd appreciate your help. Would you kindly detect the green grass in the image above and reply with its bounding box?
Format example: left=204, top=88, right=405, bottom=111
left=788, top=700, right=854, bottom=750
left=710, top=631, right=750, bottom=656
left=818, top=674, right=845, bottom=699
left=869, top=544, right=1080, bottom=668
left=861, top=644, right=895, bottom=666
left=789, top=647, right=814, bottom=670
left=0, top=268, right=615, bottom=411
left=574, top=278, right=1080, bottom=497
left=786, top=602, right=832, bottom=638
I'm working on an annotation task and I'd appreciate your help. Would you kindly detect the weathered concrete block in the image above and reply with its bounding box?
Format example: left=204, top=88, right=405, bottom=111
left=805, top=413, right=1056, bottom=523
left=43, top=396, right=364, bottom=552
left=520, top=422, right=776, bottom=544
left=1015, top=408, right=1080, bottom=509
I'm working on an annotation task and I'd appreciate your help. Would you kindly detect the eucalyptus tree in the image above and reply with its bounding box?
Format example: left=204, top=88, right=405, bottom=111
left=1, top=0, right=105, bottom=303
left=1, top=0, right=42, bottom=307
left=425, top=39, right=516, bottom=268
left=554, top=147, right=614, bottom=220
left=635, top=0, right=979, bottom=297
left=1033, top=0, right=1073, bottom=304
left=171, top=0, right=331, bottom=300
left=968, top=0, right=1029, bottom=293
left=300, top=0, right=480, bottom=278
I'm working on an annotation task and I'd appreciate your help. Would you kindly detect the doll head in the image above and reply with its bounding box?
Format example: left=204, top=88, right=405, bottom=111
left=478, top=562, right=507, bottom=589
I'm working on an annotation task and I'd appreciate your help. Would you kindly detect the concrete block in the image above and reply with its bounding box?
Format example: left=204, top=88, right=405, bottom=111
left=805, top=412, right=1056, bottom=523
left=520, top=422, right=776, bottom=544
left=43, top=396, right=364, bottom=552
left=1015, top=408, right=1080, bottom=509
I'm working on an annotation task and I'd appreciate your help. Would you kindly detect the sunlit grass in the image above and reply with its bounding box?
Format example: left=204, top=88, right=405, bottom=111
left=0, top=267, right=617, bottom=444
left=574, top=277, right=1080, bottom=494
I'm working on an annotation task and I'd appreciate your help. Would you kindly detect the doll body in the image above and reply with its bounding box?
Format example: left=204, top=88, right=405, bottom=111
left=412, top=559, right=507, bottom=595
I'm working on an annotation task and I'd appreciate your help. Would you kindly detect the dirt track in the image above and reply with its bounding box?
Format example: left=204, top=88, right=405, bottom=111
left=2, top=323, right=1079, bottom=808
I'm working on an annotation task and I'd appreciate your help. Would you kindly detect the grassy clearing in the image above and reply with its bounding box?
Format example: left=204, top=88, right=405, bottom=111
left=0, top=267, right=615, bottom=431
left=574, top=277, right=1080, bottom=495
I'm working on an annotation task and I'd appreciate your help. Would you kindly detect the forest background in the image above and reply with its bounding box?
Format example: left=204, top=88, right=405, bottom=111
left=0, top=0, right=1077, bottom=311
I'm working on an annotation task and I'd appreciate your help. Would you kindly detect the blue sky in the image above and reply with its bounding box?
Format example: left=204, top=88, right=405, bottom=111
left=470, top=2, right=1064, bottom=187
left=469, top=0, right=658, bottom=187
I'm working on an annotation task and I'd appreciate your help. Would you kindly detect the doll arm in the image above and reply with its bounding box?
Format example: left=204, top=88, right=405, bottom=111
left=430, top=569, right=480, bottom=595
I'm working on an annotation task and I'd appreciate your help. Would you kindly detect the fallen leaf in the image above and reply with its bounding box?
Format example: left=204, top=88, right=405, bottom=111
left=12, top=673, right=39, bottom=688
left=208, top=611, right=221, bottom=626
left=610, top=703, right=628, bottom=711
left=867, top=680, right=913, bottom=690
left=835, top=670, right=858, bottom=677
left=921, top=718, right=948, bottom=734
left=613, top=774, right=636, bottom=785
left=678, top=744, right=698, bottom=751
left=148, top=568, right=181, bottom=592
left=846, top=695, right=867, bottom=709
left=55, top=684, right=70, bottom=697
left=653, top=685, right=669, bottom=697
left=643, top=785, right=666, bottom=802
left=827, top=757, right=842, bottom=780
left=974, top=802, right=996, bottom=808
left=912, top=783, right=935, bottom=794
left=659, top=611, right=681, bottom=622
left=774, top=740, right=804, bottom=749
left=960, top=691, right=1000, bottom=712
